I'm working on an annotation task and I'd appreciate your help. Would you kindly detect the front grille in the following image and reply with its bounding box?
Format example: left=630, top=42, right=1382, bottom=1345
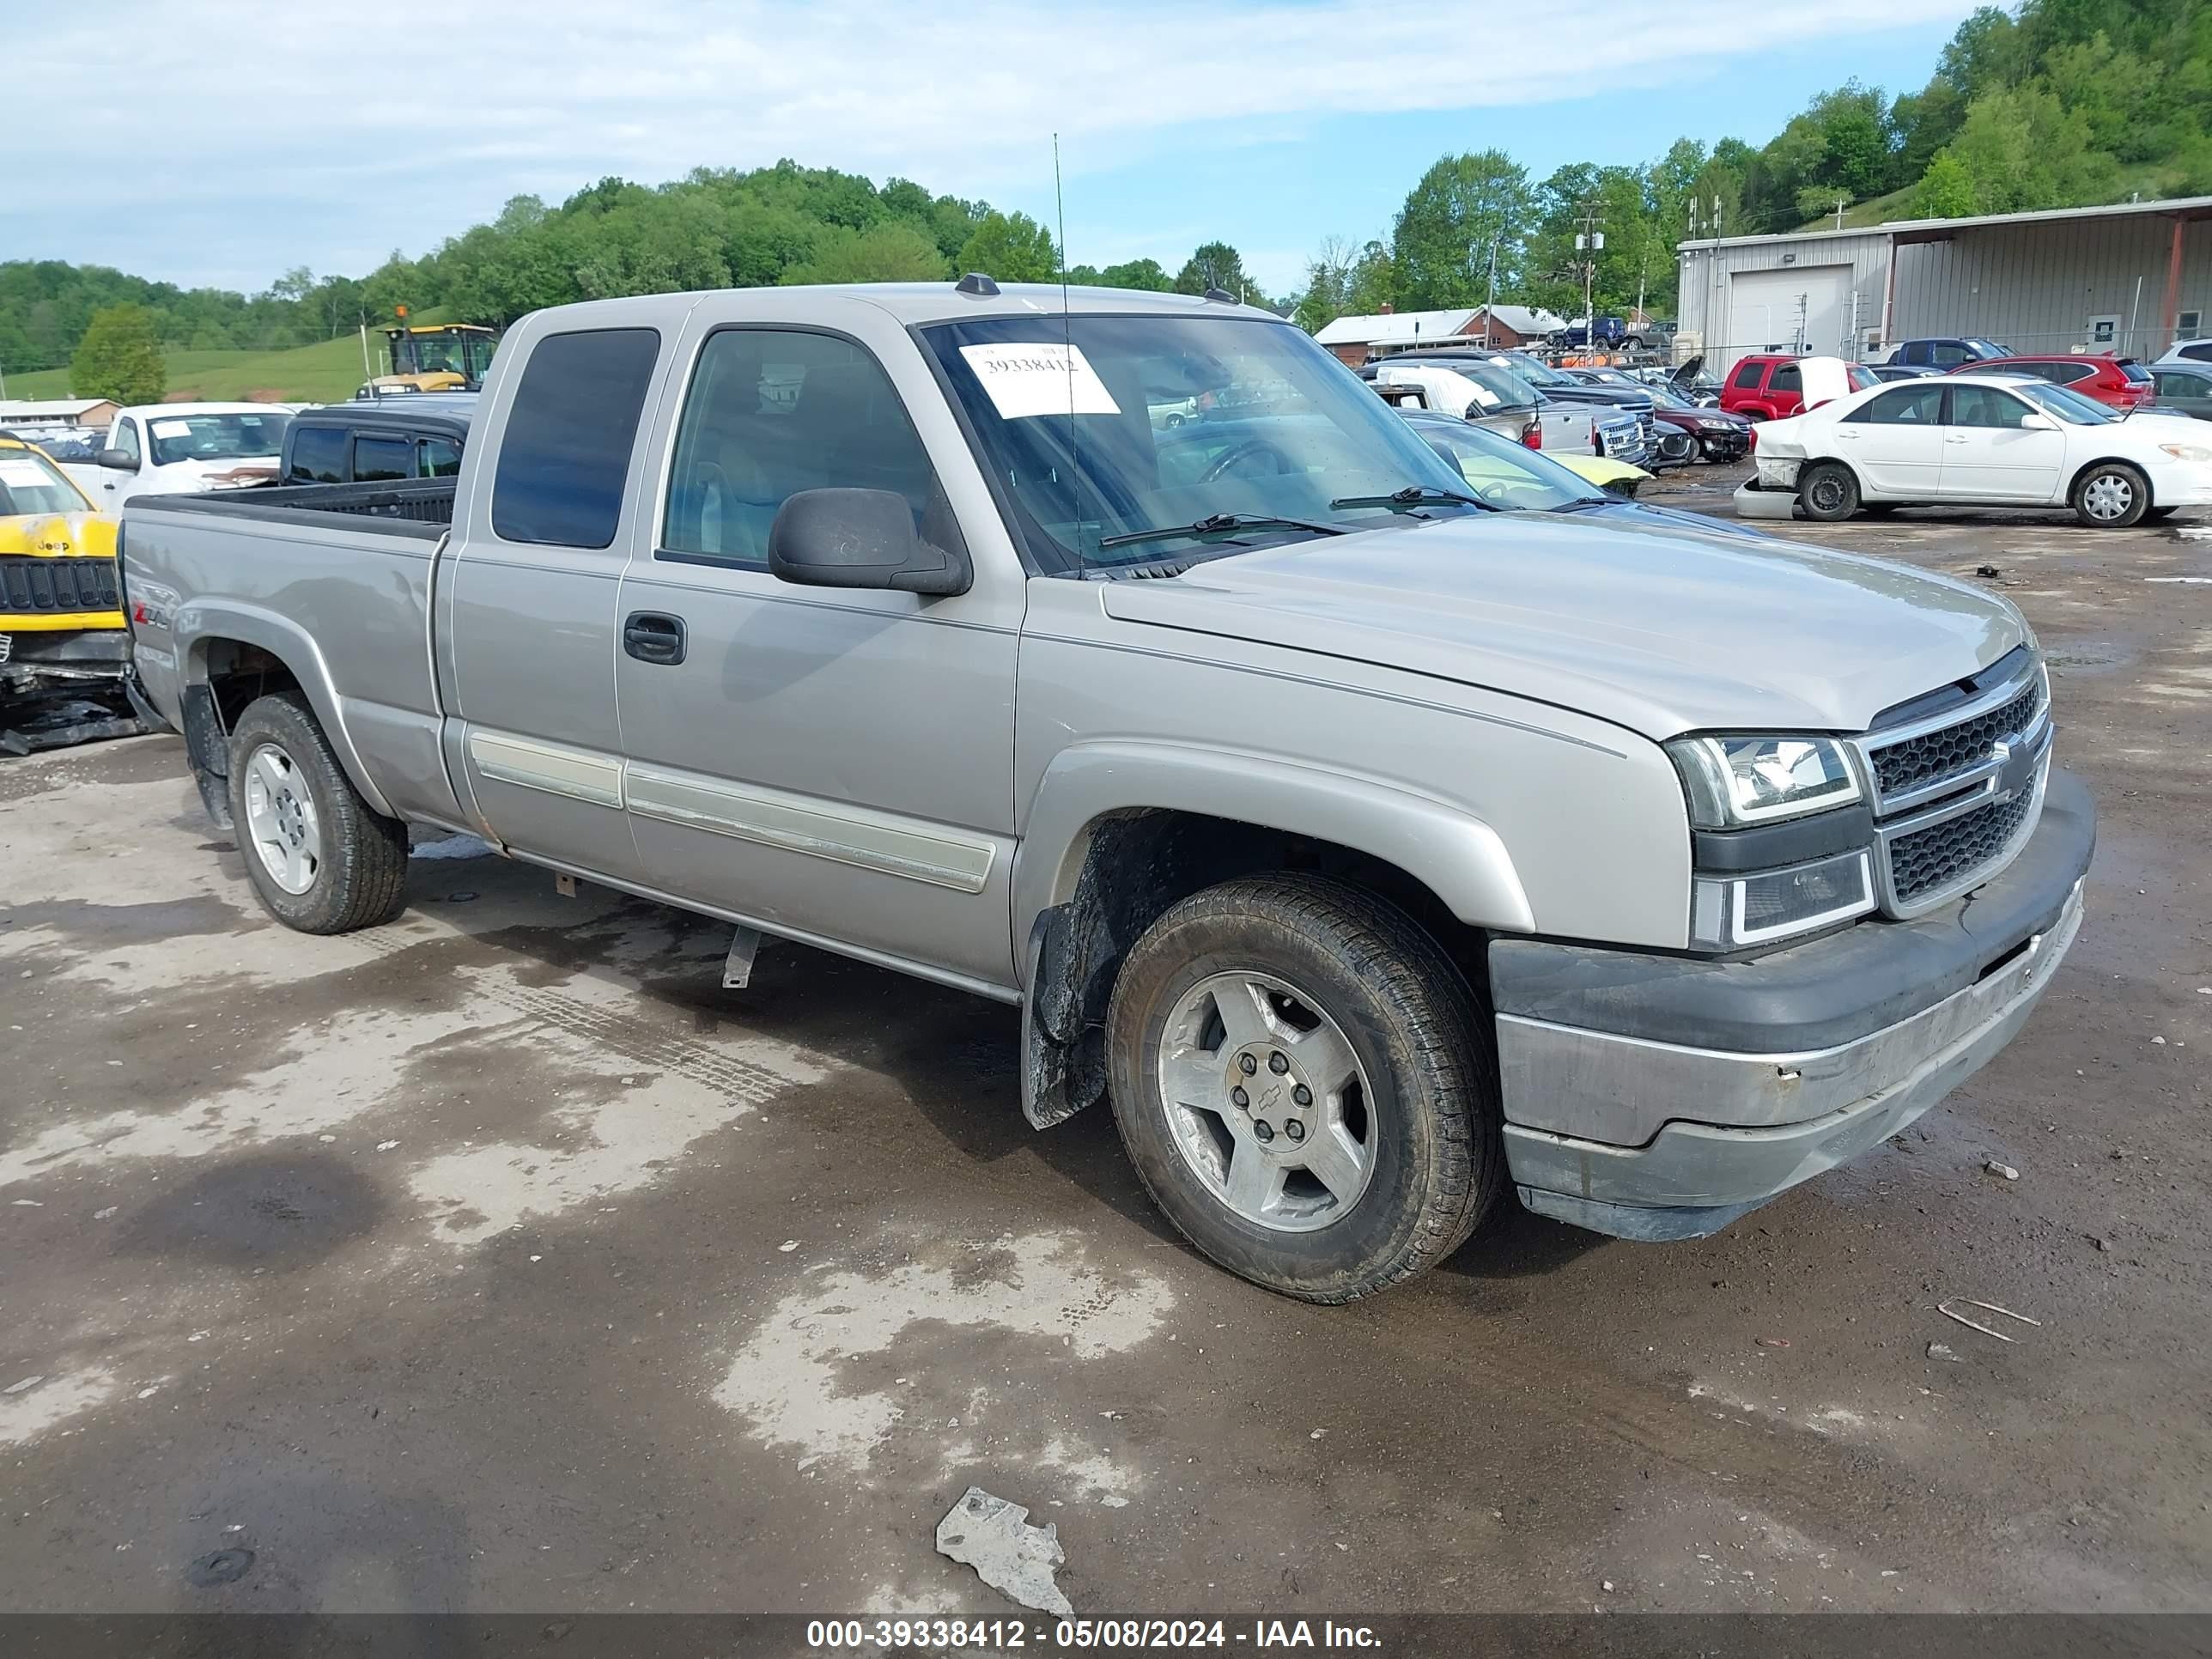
left=1887, top=787, right=2036, bottom=904
left=1868, top=679, right=2041, bottom=803
left=0, top=555, right=121, bottom=614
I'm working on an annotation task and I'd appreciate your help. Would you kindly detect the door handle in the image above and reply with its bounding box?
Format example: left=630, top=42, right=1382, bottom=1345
left=623, top=611, right=687, bottom=665
left=1944, top=434, right=1971, bottom=444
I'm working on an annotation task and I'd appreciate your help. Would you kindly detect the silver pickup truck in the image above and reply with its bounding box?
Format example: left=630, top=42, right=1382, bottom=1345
left=120, top=281, right=2094, bottom=1302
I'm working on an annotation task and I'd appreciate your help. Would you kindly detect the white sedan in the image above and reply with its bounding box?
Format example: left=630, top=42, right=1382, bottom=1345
left=1747, top=372, right=2212, bottom=528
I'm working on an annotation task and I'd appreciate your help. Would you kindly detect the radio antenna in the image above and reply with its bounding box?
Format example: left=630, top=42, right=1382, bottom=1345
left=1054, top=131, right=1086, bottom=576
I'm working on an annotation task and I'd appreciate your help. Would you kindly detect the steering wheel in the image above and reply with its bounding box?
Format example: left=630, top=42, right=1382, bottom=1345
left=1200, top=440, right=1297, bottom=484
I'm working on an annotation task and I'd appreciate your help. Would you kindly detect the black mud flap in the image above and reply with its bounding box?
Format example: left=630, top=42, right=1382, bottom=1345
left=181, top=684, right=233, bottom=830
left=1021, top=905, right=1108, bottom=1129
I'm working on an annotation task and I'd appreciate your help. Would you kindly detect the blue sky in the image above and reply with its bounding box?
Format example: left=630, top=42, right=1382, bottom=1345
left=17, top=2, right=1974, bottom=301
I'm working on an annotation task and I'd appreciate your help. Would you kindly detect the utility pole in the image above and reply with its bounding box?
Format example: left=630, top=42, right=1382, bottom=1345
left=1572, top=204, right=1603, bottom=352
left=1832, top=196, right=1848, bottom=231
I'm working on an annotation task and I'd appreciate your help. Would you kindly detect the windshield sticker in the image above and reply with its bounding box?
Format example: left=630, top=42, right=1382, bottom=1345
left=151, top=419, right=192, bottom=439
left=0, top=459, right=52, bottom=488
left=958, top=343, right=1121, bottom=419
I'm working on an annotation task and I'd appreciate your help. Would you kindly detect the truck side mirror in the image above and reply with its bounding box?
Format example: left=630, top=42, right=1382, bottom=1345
left=767, top=488, right=972, bottom=598
left=96, top=447, right=137, bottom=471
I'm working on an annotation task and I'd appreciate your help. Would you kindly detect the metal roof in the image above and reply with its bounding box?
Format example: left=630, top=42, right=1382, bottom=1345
left=1313, top=307, right=1480, bottom=347
left=1679, top=194, right=2212, bottom=252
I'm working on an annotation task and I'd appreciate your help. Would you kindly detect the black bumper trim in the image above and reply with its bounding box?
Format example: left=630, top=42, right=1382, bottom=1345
left=1489, top=767, right=2094, bottom=1053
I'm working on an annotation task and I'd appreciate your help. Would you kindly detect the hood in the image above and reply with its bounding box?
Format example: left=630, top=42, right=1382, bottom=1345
left=1097, top=514, right=2024, bottom=740
left=0, top=511, right=118, bottom=560
left=1671, top=354, right=1705, bottom=383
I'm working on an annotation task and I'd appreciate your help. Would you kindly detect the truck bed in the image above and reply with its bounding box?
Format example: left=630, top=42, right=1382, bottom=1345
left=121, top=477, right=463, bottom=829
left=138, top=477, right=456, bottom=532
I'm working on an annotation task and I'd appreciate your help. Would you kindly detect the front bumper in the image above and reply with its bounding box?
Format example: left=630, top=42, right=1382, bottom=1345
left=1491, top=769, right=2094, bottom=1240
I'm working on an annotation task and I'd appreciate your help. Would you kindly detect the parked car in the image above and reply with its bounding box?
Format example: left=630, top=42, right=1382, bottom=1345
left=70, top=404, right=292, bottom=507
left=1866, top=363, right=1944, bottom=383
left=1564, top=368, right=1740, bottom=465
left=1952, top=355, right=2152, bottom=411
left=121, top=281, right=2093, bottom=1302
left=1720, top=355, right=1878, bottom=421
left=1550, top=315, right=1641, bottom=350
left=2148, top=363, right=2212, bottom=421
left=1396, top=410, right=1657, bottom=503
left=1391, top=349, right=1662, bottom=454
left=1748, top=372, right=2212, bottom=527
left=1366, top=362, right=1642, bottom=461
left=1397, top=410, right=1765, bottom=533
left=1887, top=337, right=2013, bottom=369
left=0, top=435, right=127, bottom=712
left=282, top=394, right=477, bottom=485
left=2153, top=340, right=2212, bottom=368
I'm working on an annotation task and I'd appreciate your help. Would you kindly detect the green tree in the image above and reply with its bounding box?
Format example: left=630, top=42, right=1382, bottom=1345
left=1096, top=258, right=1173, bottom=291
left=1174, top=241, right=1251, bottom=297
left=1910, top=152, right=1978, bottom=216
left=782, top=222, right=950, bottom=284
left=954, top=211, right=1060, bottom=283
left=1391, top=150, right=1532, bottom=308
left=70, top=304, right=166, bottom=403
left=1942, top=83, right=2119, bottom=212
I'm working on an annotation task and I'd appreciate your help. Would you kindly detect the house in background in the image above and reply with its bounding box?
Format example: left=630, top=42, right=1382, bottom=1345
left=1313, top=304, right=1566, bottom=365
left=0, top=398, right=119, bottom=430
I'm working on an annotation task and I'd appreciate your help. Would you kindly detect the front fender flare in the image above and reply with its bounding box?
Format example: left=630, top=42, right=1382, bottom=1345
left=1012, top=740, right=1534, bottom=971
left=179, top=599, right=398, bottom=818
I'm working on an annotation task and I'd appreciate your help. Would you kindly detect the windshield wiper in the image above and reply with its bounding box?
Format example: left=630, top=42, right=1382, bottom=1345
left=1328, top=484, right=1494, bottom=512
left=1095, top=512, right=1347, bottom=550
left=1547, top=496, right=1615, bottom=513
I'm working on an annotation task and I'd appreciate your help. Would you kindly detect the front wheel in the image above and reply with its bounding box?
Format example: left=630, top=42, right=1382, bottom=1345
left=1106, top=874, right=1501, bottom=1302
left=228, top=691, right=410, bottom=933
left=1799, top=459, right=1861, bottom=521
left=2073, top=462, right=2150, bottom=528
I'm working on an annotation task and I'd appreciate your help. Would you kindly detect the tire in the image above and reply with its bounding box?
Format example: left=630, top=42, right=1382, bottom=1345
left=1621, top=336, right=1642, bottom=353
left=1799, top=459, right=1861, bottom=521
left=1105, top=873, right=1501, bottom=1303
left=2072, top=461, right=2150, bottom=528
left=227, top=691, right=409, bottom=934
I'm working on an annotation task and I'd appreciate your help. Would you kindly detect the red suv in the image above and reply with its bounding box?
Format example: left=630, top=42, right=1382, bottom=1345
left=1719, top=354, right=1877, bottom=421
left=1953, top=354, right=2153, bottom=410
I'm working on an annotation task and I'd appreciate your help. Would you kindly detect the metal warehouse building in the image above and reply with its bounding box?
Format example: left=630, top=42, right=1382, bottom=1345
left=1675, top=196, right=2212, bottom=374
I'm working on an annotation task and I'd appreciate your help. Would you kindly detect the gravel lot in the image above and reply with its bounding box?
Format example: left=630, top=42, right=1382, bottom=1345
left=2, top=474, right=2207, bottom=1617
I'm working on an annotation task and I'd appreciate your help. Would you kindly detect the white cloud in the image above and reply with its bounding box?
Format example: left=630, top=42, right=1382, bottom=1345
left=17, top=0, right=1974, bottom=289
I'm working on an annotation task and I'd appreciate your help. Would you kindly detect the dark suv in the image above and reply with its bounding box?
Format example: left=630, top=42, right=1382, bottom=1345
left=1886, top=337, right=2012, bottom=369
left=281, top=394, right=478, bottom=485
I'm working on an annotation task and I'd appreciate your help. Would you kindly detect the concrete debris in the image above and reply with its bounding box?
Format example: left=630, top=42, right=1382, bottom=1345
left=936, top=1486, right=1074, bottom=1618
left=3, top=1376, right=45, bottom=1395
left=1926, top=1342, right=1960, bottom=1364
left=1984, top=1160, right=2021, bottom=1181
left=1975, top=564, right=2001, bottom=578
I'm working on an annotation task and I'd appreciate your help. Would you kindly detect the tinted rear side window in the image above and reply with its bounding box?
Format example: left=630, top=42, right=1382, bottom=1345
left=1731, top=362, right=1765, bottom=389
left=354, top=434, right=413, bottom=482
left=491, top=327, right=661, bottom=548
left=1771, top=364, right=1802, bottom=393
left=287, top=424, right=346, bottom=484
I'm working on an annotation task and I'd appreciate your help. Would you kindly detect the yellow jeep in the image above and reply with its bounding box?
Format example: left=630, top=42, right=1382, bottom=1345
left=0, top=436, right=135, bottom=739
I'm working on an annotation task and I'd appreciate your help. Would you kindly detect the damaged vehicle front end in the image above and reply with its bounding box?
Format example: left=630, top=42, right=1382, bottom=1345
left=0, top=439, right=145, bottom=754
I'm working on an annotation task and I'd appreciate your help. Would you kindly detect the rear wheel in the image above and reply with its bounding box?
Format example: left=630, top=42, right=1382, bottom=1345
left=2073, top=462, right=2149, bottom=528
left=1799, top=459, right=1861, bottom=521
left=228, top=692, right=410, bottom=933
left=1106, top=874, right=1501, bottom=1302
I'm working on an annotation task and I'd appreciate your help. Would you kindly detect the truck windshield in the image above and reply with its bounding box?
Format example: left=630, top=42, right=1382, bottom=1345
left=0, top=447, right=88, bottom=515
left=147, top=413, right=290, bottom=466
left=921, top=314, right=1480, bottom=571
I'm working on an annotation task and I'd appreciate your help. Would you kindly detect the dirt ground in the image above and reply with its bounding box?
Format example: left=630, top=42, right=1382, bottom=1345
left=1, top=474, right=2207, bottom=1619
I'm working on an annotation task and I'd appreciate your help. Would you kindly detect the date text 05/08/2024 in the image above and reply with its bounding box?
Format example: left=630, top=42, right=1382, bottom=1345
left=805, top=1619, right=1383, bottom=1650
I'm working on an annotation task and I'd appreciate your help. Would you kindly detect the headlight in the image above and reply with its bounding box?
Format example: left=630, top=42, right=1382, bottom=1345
left=1698, top=419, right=1734, bottom=431
left=1691, top=849, right=1875, bottom=949
left=2158, top=441, right=2212, bottom=463
left=1668, top=734, right=1862, bottom=828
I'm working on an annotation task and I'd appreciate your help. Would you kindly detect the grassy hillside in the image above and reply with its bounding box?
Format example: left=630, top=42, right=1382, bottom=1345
left=6, top=315, right=457, bottom=404
left=1795, top=161, right=2184, bottom=233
